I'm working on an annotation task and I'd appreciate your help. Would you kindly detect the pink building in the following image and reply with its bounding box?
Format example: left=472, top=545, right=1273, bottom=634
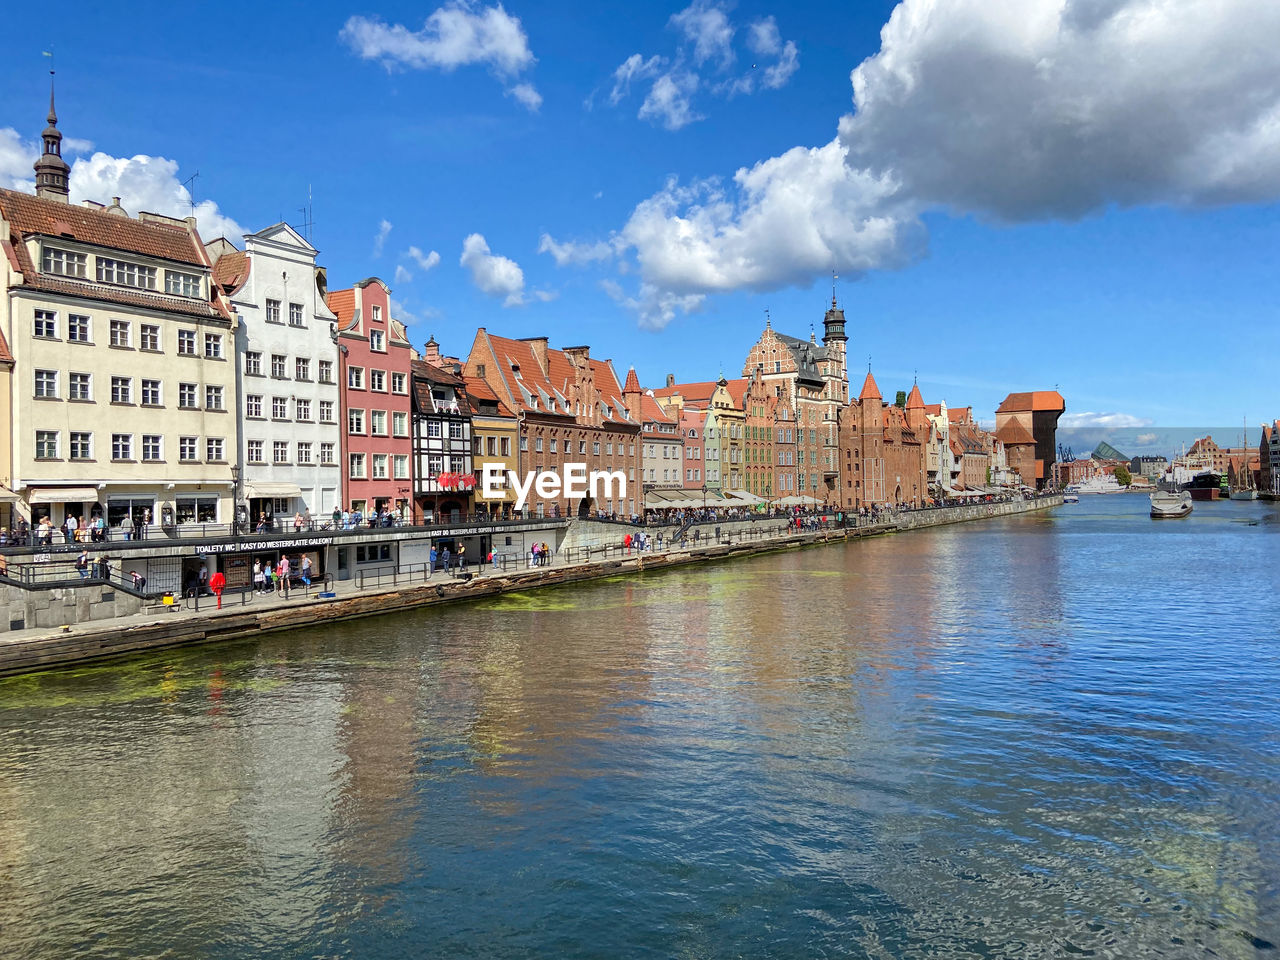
left=680, top=407, right=707, bottom=488
left=326, top=279, right=415, bottom=519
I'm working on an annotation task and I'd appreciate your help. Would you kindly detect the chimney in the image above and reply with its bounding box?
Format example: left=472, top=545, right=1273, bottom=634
left=522, top=336, right=550, bottom=375
left=423, top=336, right=442, bottom=365
left=666, top=373, right=675, bottom=388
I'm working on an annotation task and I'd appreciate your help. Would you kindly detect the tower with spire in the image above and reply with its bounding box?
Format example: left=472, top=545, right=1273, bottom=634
left=34, top=73, right=70, bottom=202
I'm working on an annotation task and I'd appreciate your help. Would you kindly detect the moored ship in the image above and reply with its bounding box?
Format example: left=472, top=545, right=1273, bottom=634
left=1150, top=490, right=1193, bottom=519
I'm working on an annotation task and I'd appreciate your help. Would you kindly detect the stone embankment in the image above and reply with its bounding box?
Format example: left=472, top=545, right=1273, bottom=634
left=0, top=496, right=1060, bottom=678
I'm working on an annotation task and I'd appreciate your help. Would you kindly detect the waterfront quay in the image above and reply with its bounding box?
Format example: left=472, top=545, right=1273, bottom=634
left=0, top=495, right=1058, bottom=677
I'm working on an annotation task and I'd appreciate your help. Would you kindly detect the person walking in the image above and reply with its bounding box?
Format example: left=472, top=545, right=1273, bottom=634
left=121, top=513, right=134, bottom=541
left=332, top=505, right=342, bottom=530
left=75, top=549, right=90, bottom=579
left=300, top=554, right=312, bottom=589
left=253, top=560, right=266, bottom=593
left=441, top=546, right=451, bottom=574
left=278, top=555, right=291, bottom=596
left=457, top=544, right=465, bottom=573
left=64, top=514, right=77, bottom=544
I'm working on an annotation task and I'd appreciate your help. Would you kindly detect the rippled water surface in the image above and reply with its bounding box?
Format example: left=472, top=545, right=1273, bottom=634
left=3, top=496, right=1279, bottom=958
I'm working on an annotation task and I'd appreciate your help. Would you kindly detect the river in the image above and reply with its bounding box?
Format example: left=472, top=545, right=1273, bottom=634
left=2, top=495, right=1278, bottom=958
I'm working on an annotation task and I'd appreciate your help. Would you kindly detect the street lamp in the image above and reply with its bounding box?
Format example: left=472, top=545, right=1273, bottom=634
left=230, top=464, right=241, bottom=535
left=701, top=483, right=707, bottom=513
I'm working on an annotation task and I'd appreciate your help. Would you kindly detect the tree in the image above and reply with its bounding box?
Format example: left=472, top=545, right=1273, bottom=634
left=1114, top=465, right=1132, bottom=486
left=895, top=390, right=907, bottom=408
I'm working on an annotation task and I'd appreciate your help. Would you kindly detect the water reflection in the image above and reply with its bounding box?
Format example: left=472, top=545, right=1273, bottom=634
left=1, top=497, right=1277, bottom=958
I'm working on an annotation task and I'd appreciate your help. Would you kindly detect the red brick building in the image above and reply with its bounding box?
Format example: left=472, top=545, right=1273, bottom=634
left=326, top=279, right=415, bottom=518
left=995, top=390, right=1065, bottom=490
left=838, top=370, right=927, bottom=509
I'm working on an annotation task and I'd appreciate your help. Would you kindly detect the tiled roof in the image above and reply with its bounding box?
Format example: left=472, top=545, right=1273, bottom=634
left=212, top=250, right=249, bottom=294
left=858, top=370, right=881, bottom=401
left=995, top=421, right=1035, bottom=445
left=723, top=378, right=748, bottom=407
left=0, top=327, right=13, bottom=365
left=326, top=289, right=356, bottom=330
left=0, top=187, right=228, bottom=320
left=463, top=375, right=515, bottom=418
left=996, top=390, right=1065, bottom=413
left=640, top=393, right=675, bottom=425
left=623, top=367, right=641, bottom=392
left=905, top=383, right=925, bottom=409
left=652, top=380, right=720, bottom=405
left=412, top=358, right=466, bottom=387
left=947, top=407, right=972, bottom=423
left=480, top=333, right=635, bottom=425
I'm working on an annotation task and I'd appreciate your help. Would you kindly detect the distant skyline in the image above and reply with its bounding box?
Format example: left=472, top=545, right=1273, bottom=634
left=2, top=0, right=1277, bottom=427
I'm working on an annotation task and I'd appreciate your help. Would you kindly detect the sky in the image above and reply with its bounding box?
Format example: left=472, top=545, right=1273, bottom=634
left=2, top=0, right=1278, bottom=440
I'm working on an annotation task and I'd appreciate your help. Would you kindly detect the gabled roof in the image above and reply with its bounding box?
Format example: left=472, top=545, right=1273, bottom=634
left=947, top=407, right=972, bottom=424
left=995, top=420, right=1035, bottom=445
left=463, top=374, right=515, bottom=418
left=0, top=327, right=13, bottom=365
left=325, top=289, right=356, bottom=329
left=996, top=390, right=1065, bottom=413
left=640, top=393, right=676, bottom=426
left=652, top=380, right=721, bottom=405
left=412, top=358, right=466, bottom=387
left=212, top=250, right=249, bottom=294
left=477, top=332, right=634, bottom=425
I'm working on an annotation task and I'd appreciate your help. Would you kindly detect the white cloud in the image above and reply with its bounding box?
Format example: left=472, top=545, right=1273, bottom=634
left=839, top=0, right=1280, bottom=220
left=1060, top=412, right=1154, bottom=429
left=394, top=264, right=412, bottom=284
left=373, top=219, right=392, bottom=257
left=390, top=297, right=418, bottom=325
left=602, top=278, right=705, bottom=332
left=670, top=0, right=735, bottom=69
left=537, top=232, right=614, bottom=266
left=341, top=2, right=540, bottom=110
left=606, top=3, right=798, bottom=128
left=530, top=288, right=558, bottom=302
left=639, top=72, right=702, bottom=131
left=0, top=128, right=36, bottom=191
left=69, top=152, right=245, bottom=240
left=407, top=246, right=441, bottom=271
left=1136, top=432, right=1159, bottom=445
left=459, top=232, right=527, bottom=306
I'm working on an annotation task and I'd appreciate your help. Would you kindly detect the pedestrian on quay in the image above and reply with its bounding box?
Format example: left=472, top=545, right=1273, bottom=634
left=430, top=545, right=438, bottom=574
left=441, top=546, right=451, bottom=573
left=332, top=505, right=342, bottom=530
left=294, top=512, right=303, bottom=533
left=457, top=544, right=466, bottom=572
left=279, top=555, right=291, bottom=595
left=300, top=554, right=312, bottom=588
left=253, top=560, right=266, bottom=593
left=198, top=562, right=209, bottom=595
left=139, top=509, right=151, bottom=540
left=76, top=549, right=90, bottom=579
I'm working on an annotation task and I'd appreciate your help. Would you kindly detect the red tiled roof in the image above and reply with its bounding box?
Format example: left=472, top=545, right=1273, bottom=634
left=463, top=375, right=515, bottom=418
left=640, top=393, right=675, bottom=424
left=723, top=378, right=748, bottom=407
left=212, top=250, right=249, bottom=293
left=947, top=406, right=972, bottom=423
left=996, top=390, right=1065, bottom=413
left=858, top=370, right=881, bottom=401
left=0, top=327, right=13, bottom=365
left=623, top=367, right=641, bottom=392
left=652, top=380, right=720, bottom=405
left=995, top=421, right=1036, bottom=445
left=326, top=289, right=356, bottom=330
left=905, top=383, right=925, bottom=409
left=412, top=358, right=465, bottom=387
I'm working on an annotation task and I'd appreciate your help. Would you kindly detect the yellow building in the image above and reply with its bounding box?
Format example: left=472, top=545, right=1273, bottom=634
left=0, top=329, right=14, bottom=530
left=0, top=99, right=237, bottom=532
left=464, top=374, right=519, bottom=518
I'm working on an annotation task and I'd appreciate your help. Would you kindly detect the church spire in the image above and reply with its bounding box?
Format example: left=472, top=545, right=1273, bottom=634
left=34, top=71, right=70, bottom=202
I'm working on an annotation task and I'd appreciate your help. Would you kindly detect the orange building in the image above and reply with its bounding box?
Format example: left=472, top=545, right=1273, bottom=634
left=995, top=390, right=1065, bottom=490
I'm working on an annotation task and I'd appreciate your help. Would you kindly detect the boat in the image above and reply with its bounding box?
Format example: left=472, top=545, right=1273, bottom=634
left=1075, top=475, right=1124, bottom=495
left=1150, top=490, right=1192, bottom=519
left=1228, top=418, right=1258, bottom=500
left=1063, top=492, right=1080, bottom=503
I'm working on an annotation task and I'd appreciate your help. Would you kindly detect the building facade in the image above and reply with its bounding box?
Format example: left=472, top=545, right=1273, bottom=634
left=210, top=224, right=341, bottom=525
left=995, top=391, right=1065, bottom=490
left=465, top=374, right=519, bottom=517
left=411, top=357, right=473, bottom=521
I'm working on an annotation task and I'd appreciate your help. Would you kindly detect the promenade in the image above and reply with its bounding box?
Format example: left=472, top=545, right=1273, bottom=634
left=0, top=495, right=1061, bottom=678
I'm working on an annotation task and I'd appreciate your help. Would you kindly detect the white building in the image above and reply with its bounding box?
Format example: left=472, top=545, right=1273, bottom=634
left=210, top=225, right=340, bottom=526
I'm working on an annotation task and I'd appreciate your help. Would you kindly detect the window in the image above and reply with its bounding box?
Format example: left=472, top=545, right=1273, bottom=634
left=349, top=453, right=366, bottom=478
left=593, top=442, right=601, bottom=455
left=295, top=398, right=311, bottom=421
left=112, top=433, right=133, bottom=461
left=141, top=379, right=162, bottom=406
left=164, top=270, right=201, bottom=297
left=139, top=323, right=160, bottom=351
left=348, top=366, right=364, bottom=389
left=246, top=394, right=263, bottom=418
left=34, top=310, right=57, bottom=338
left=206, top=438, right=225, bottom=462
left=370, top=369, right=386, bottom=391
left=371, top=304, right=382, bottom=323
left=428, top=422, right=441, bottom=438
left=36, top=430, right=59, bottom=459
left=501, top=437, right=511, bottom=456
left=272, top=397, right=289, bottom=419
left=42, top=247, right=86, bottom=277
left=393, top=454, right=409, bottom=479
left=348, top=409, right=365, bottom=434
left=428, top=454, right=444, bottom=475
left=319, top=400, right=335, bottom=423
left=372, top=454, right=388, bottom=479
left=179, top=383, right=198, bottom=408
left=69, top=372, right=91, bottom=401
left=271, top=354, right=286, bottom=378
left=176, top=497, right=218, bottom=523
left=266, top=299, right=281, bottom=323
left=97, top=258, right=156, bottom=289
left=177, top=329, right=197, bottom=355
left=68, top=314, right=91, bottom=342
left=111, top=376, right=132, bottom=404
left=205, top=385, right=224, bottom=410
left=519, top=437, right=528, bottom=452
left=449, top=422, right=464, bottom=440
left=393, top=411, right=408, bottom=437
left=289, top=302, right=304, bottom=326
left=297, top=442, right=313, bottom=465
left=391, top=372, right=407, bottom=394
left=273, top=441, right=289, bottom=464
left=320, top=442, right=335, bottom=465
left=204, top=334, right=222, bottom=359
left=578, top=440, right=587, bottom=455
left=371, top=410, right=387, bottom=435
left=35, top=369, right=58, bottom=398
left=318, top=360, right=334, bottom=384
left=486, top=437, right=496, bottom=456
left=245, top=351, right=262, bottom=375
left=370, top=330, right=385, bottom=352
left=179, top=436, right=198, bottom=462
left=70, top=432, right=92, bottom=460
left=247, top=440, right=264, bottom=464
left=142, top=435, right=162, bottom=461
left=295, top=358, right=310, bottom=380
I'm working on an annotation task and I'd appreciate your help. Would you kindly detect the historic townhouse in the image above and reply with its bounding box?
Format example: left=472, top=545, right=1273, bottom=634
left=326, top=279, right=415, bottom=518
left=463, top=330, right=641, bottom=517
left=464, top=374, right=519, bottom=517
left=837, top=370, right=927, bottom=509
left=411, top=354, right=474, bottom=521
left=0, top=98, right=236, bottom=531
left=678, top=406, right=706, bottom=489
left=742, top=299, right=849, bottom=503
left=210, top=224, right=340, bottom=525
left=0, top=330, right=14, bottom=530
left=621, top=368, right=684, bottom=492
left=741, top=368, right=777, bottom=498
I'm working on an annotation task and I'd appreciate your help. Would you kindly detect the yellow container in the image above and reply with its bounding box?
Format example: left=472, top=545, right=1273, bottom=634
left=162, top=595, right=175, bottom=606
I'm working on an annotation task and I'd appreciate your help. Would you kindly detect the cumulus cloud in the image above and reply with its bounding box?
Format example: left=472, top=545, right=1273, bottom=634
left=602, top=278, right=705, bottom=332
left=394, top=264, right=412, bottom=283
left=0, top=128, right=37, bottom=191
left=408, top=246, right=441, bottom=271
left=607, top=2, right=798, bottom=128
left=1060, top=412, right=1154, bottom=429
left=460, top=232, right=528, bottom=306
left=1136, top=432, right=1159, bottom=445
left=537, top=232, right=614, bottom=266
left=373, top=219, right=392, bottom=257
left=839, top=0, right=1280, bottom=220
left=341, top=2, right=541, bottom=110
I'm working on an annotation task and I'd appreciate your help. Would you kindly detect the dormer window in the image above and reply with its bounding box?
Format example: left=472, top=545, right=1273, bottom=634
left=42, top=247, right=86, bottom=278
left=97, top=257, right=156, bottom=290
left=371, top=305, right=382, bottom=323
left=165, top=270, right=201, bottom=298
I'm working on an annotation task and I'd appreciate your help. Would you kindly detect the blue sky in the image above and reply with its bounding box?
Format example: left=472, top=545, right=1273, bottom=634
left=2, top=0, right=1278, bottom=436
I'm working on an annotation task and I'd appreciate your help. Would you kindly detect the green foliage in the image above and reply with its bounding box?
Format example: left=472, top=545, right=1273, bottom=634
left=895, top=390, right=907, bottom=408
left=1114, top=465, right=1132, bottom=486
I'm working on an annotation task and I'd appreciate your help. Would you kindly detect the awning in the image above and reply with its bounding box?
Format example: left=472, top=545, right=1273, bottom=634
left=775, top=495, right=823, bottom=506
left=0, top=488, right=20, bottom=503
left=723, top=490, right=766, bottom=505
left=244, top=482, right=304, bottom=498
left=28, top=486, right=100, bottom=504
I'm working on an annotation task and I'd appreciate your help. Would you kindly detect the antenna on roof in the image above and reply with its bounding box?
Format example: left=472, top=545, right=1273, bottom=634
left=764, top=308, right=770, bottom=329
left=867, top=354, right=872, bottom=373
left=298, top=184, right=315, bottom=242
left=913, top=369, right=918, bottom=385
left=182, top=170, right=200, bottom=215
left=832, top=267, right=838, bottom=306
